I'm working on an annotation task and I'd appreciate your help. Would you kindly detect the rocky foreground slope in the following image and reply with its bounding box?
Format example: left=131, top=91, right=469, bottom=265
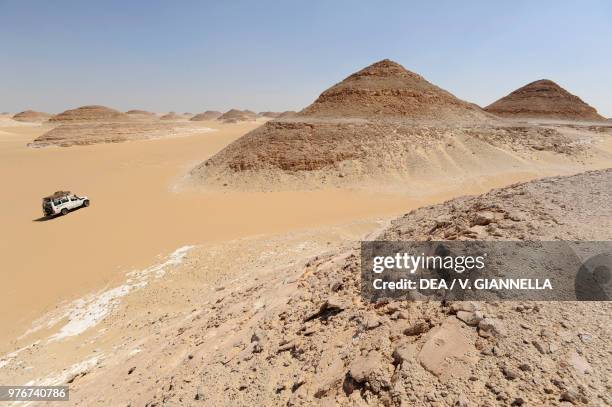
left=191, top=60, right=610, bottom=191
left=485, top=80, right=605, bottom=121
left=41, top=169, right=606, bottom=406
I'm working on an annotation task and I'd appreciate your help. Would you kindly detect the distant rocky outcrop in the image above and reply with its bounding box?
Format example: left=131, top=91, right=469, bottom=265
left=485, top=80, right=604, bottom=121
left=12, top=110, right=52, bottom=122
left=49, top=105, right=128, bottom=122
left=258, top=111, right=282, bottom=118
left=125, top=110, right=157, bottom=120
left=29, top=122, right=207, bottom=147
left=190, top=111, right=223, bottom=121
left=217, top=109, right=257, bottom=123
left=160, top=112, right=186, bottom=121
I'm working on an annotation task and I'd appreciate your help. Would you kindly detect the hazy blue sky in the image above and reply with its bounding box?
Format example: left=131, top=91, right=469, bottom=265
left=1, top=0, right=611, bottom=116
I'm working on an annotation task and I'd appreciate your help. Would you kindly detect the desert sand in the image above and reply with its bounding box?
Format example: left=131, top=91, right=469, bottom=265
left=1, top=164, right=610, bottom=406
left=1, top=117, right=464, bottom=348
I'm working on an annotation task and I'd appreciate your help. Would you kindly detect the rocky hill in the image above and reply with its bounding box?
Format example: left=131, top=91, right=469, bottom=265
left=49, top=105, right=128, bottom=122
left=12, top=110, right=51, bottom=122
left=190, top=60, right=609, bottom=191
left=485, top=80, right=604, bottom=121
left=190, top=111, right=223, bottom=121
left=298, top=59, right=488, bottom=121
left=217, top=109, right=257, bottom=123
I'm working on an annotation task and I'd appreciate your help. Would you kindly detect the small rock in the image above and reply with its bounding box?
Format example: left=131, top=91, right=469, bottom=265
left=560, top=389, right=579, bottom=404
left=450, top=302, right=481, bottom=313
left=194, top=386, right=205, bottom=400
left=392, top=343, right=417, bottom=365
left=532, top=340, right=550, bottom=355
left=329, top=279, right=342, bottom=292
left=362, top=313, right=381, bottom=330
left=501, top=365, right=519, bottom=380
left=404, top=321, right=430, bottom=336
left=456, top=310, right=483, bottom=326
left=454, top=394, right=469, bottom=406
left=472, top=211, right=495, bottom=226
left=349, top=355, right=378, bottom=383
left=518, top=363, right=531, bottom=372
left=478, top=318, right=506, bottom=338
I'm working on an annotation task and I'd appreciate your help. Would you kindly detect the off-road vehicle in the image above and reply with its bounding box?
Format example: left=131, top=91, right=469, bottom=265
left=42, top=191, right=90, bottom=217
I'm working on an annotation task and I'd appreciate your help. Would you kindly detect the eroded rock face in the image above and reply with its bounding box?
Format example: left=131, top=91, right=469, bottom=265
left=485, top=79, right=604, bottom=121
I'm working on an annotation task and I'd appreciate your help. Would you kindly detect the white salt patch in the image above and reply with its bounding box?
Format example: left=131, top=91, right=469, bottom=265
left=41, top=245, right=194, bottom=341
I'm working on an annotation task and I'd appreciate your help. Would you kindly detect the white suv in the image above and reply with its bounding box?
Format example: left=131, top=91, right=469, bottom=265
left=42, top=191, right=90, bottom=217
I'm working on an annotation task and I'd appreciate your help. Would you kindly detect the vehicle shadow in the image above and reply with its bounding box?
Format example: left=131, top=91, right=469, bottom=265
left=33, top=215, right=57, bottom=222
left=32, top=206, right=86, bottom=222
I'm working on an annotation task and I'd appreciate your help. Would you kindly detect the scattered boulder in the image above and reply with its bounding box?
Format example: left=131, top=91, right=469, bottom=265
left=418, top=317, right=478, bottom=379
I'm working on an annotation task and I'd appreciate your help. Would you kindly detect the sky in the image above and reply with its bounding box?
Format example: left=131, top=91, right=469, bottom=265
left=1, top=0, right=611, bottom=116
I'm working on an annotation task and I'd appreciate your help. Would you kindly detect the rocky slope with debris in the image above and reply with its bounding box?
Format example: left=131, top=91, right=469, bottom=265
left=485, top=80, right=605, bottom=121
left=36, top=169, right=608, bottom=406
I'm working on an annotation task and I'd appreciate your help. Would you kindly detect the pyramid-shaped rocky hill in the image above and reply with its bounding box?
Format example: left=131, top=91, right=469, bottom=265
left=191, top=111, right=223, bottom=121
left=49, top=105, right=129, bottom=122
left=191, top=60, right=594, bottom=190
left=298, top=59, right=488, bottom=121
left=485, top=80, right=604, bottom=121
left=12, top=110, right=51, bottom=122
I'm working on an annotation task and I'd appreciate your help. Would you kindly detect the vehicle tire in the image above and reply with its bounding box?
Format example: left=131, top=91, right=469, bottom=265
left=83, top=200, right=90, bottom=207
left=61, top=208, right=68, bottom=216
